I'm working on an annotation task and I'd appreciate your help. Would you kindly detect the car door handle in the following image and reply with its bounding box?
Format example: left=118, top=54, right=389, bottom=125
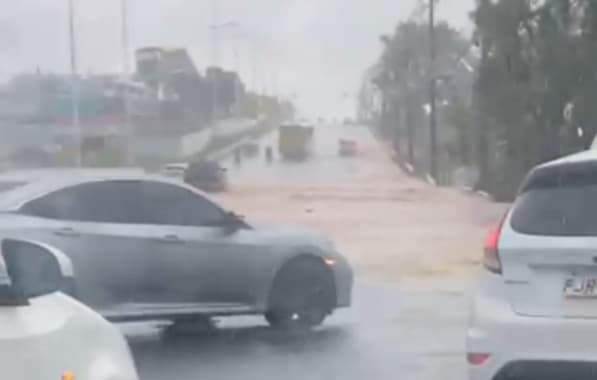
left=157, top=235, right=186, bottom=244
left=53, top=227, right=81, bottom=238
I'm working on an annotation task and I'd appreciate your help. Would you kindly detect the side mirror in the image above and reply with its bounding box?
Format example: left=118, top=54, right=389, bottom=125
left=0, top=239, right=73, bottom=306
left=221, top=211, right=246, bottom=232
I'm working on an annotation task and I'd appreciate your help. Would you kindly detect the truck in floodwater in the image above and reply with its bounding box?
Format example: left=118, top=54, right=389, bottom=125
left=278, top=123, right=315, bottom=160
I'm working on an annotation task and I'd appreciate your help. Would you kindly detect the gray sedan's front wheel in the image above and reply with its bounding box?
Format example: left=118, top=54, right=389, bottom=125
left=265, top=258, right=335, bottom=329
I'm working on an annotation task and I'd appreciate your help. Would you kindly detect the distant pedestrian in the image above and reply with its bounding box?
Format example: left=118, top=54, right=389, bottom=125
left=265, top=146, right=273, bottom=162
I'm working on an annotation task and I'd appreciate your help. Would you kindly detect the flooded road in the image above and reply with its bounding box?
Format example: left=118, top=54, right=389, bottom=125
left=216, top=123, right=504, bottom=281
left=219, top=124, right=369, bottom=184
left=131, top=123, right=503, bottom=380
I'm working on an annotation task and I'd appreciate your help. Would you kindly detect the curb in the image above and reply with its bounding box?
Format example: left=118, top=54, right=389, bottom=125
left=385, top=145, right=437, bottom=185
left=371, top=129, right=498, bottom=200
left=459, top=186, right=493, bottom=200
left=425, top=173, right=437, bottom=186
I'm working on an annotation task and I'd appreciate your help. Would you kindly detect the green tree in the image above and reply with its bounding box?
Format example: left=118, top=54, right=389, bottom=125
left=374, top=20, right=471, bottom=172
left=473, top=0, right=597, bottom=198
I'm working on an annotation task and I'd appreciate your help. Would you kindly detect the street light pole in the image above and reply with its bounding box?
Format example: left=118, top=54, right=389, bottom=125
left=251, top=41, right=262, bottom=116
left=229, top=26, right=242, bottom=111
left=251, top=40, right=257, bottom=94
left=121, top=0, right=134, bottom=165
left=428, top=0, right=438, bottom=182
left=274, top=65, right=279, bottom=101
left=210, top=19, right=240, bottom=121
left=68, top=0, right=82, bottom=167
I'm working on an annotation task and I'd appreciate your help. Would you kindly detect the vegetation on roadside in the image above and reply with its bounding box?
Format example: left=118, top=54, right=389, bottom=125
left=365, top=0, right=597, bottom=200
left=367, top=20, right=474, bottom=186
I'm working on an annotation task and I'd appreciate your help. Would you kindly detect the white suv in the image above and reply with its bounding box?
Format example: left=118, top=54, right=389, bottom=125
left=0, top=238, right=139, bottom=380
left=467, top=150, right=597, bottom=380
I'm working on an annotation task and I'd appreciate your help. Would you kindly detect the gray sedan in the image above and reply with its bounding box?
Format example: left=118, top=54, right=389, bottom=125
left=0, top=174, right=353, bottom=328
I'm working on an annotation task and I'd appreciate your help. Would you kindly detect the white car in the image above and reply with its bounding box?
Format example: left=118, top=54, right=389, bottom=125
left=467, top=150, right=597, bottom=379
left=0, top=173, right=353, bottom=329
left=0, top=238, right=138, bottom=380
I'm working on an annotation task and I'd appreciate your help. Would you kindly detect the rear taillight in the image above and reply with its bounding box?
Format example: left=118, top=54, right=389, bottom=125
left=483, top=214, right=507, bottom=274
left=467, top=353, right=491, bottom=366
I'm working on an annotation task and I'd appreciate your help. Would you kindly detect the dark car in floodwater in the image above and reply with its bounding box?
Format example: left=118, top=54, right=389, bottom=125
left=184, top=160, right=227, bottom=193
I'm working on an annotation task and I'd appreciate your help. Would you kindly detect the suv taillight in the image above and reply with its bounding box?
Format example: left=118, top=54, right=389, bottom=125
left=483, top=214, right=507, bottom=274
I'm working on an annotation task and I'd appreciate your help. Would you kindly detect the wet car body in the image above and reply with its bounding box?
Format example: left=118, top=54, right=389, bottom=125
left=0, top=238, right=138, bottom=380
left=0, top=174, right=353, bottom=326
left=468, top=150, right=597, bottom=379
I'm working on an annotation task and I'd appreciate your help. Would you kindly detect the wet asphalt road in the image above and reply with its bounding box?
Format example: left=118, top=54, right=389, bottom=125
left=128, top=124, right=468, bottom=380
left=126, top=280, right=467, bottom=380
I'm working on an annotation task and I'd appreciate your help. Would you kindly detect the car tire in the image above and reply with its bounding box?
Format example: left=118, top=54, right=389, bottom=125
left=265, top=258, right=335, bottom=330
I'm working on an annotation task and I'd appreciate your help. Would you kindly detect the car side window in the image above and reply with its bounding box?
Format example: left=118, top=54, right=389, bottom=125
left=137, top=181, right=225, bottom=226
left=20, top=186, right=79, bottom=220
left=20, top=181, right=143, bottom=224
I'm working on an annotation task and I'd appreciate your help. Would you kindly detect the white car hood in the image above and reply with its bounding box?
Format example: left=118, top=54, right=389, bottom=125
left=0, top=293, right=137, bottom=380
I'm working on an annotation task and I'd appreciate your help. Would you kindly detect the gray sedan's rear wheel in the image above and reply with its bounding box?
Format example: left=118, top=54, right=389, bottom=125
left=265, top=258, right=335, bottom=330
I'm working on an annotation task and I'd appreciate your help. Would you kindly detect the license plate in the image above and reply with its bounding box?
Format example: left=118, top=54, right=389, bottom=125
left=564, top=277, right=597, bottom=298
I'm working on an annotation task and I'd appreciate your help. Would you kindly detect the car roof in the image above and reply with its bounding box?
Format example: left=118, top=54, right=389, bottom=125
left=0, top=173, right=201, bottom=211
left=0, top=168, right=146, bottom=182
left=535, top=150, right=597, bottom=170
left=520, top=150, right=597, bottom=193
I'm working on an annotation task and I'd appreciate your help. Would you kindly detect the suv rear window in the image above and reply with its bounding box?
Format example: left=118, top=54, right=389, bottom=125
left=511, top=163, right=597, bottom=236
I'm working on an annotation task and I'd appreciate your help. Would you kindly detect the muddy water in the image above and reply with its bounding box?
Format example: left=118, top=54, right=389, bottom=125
left=213, top=126, right=507, bottom=282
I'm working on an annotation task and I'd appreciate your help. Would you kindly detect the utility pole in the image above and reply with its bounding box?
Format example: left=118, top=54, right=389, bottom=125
left=476, top=35, right=490, bottom=191
left=251, top=41, right=258, bottom=95
left=428, top=0, right=438, bottom=182
left=210, top=18, right=238, bottom=121
left=251, top=41, right=261, bottom=116
left=229, top=28, right=245, bottom=112
left=403, top=60, right=415, bottom=166
left=405, top=87, right=414, bottom=165
left=121, top=0, right=134, bottom=165
left=68, top=0, right=82, bottom=167
left=233, top=38, right=241, bottom=109
left=392, top=91, right=401, bottom=157
left=272, top=61, right=279, bottom=101
left=210, top=0, right=220, bottom=123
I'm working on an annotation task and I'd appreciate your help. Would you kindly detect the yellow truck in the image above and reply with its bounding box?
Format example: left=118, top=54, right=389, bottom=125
left=278, top=123, right=314, bottom=160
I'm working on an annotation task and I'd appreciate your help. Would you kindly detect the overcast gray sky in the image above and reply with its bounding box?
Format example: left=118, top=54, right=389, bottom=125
left=0, top=0, right=474, bottom=118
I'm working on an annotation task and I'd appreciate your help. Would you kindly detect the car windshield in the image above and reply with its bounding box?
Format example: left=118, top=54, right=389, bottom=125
left=2, top=1, right=593, bottom=379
